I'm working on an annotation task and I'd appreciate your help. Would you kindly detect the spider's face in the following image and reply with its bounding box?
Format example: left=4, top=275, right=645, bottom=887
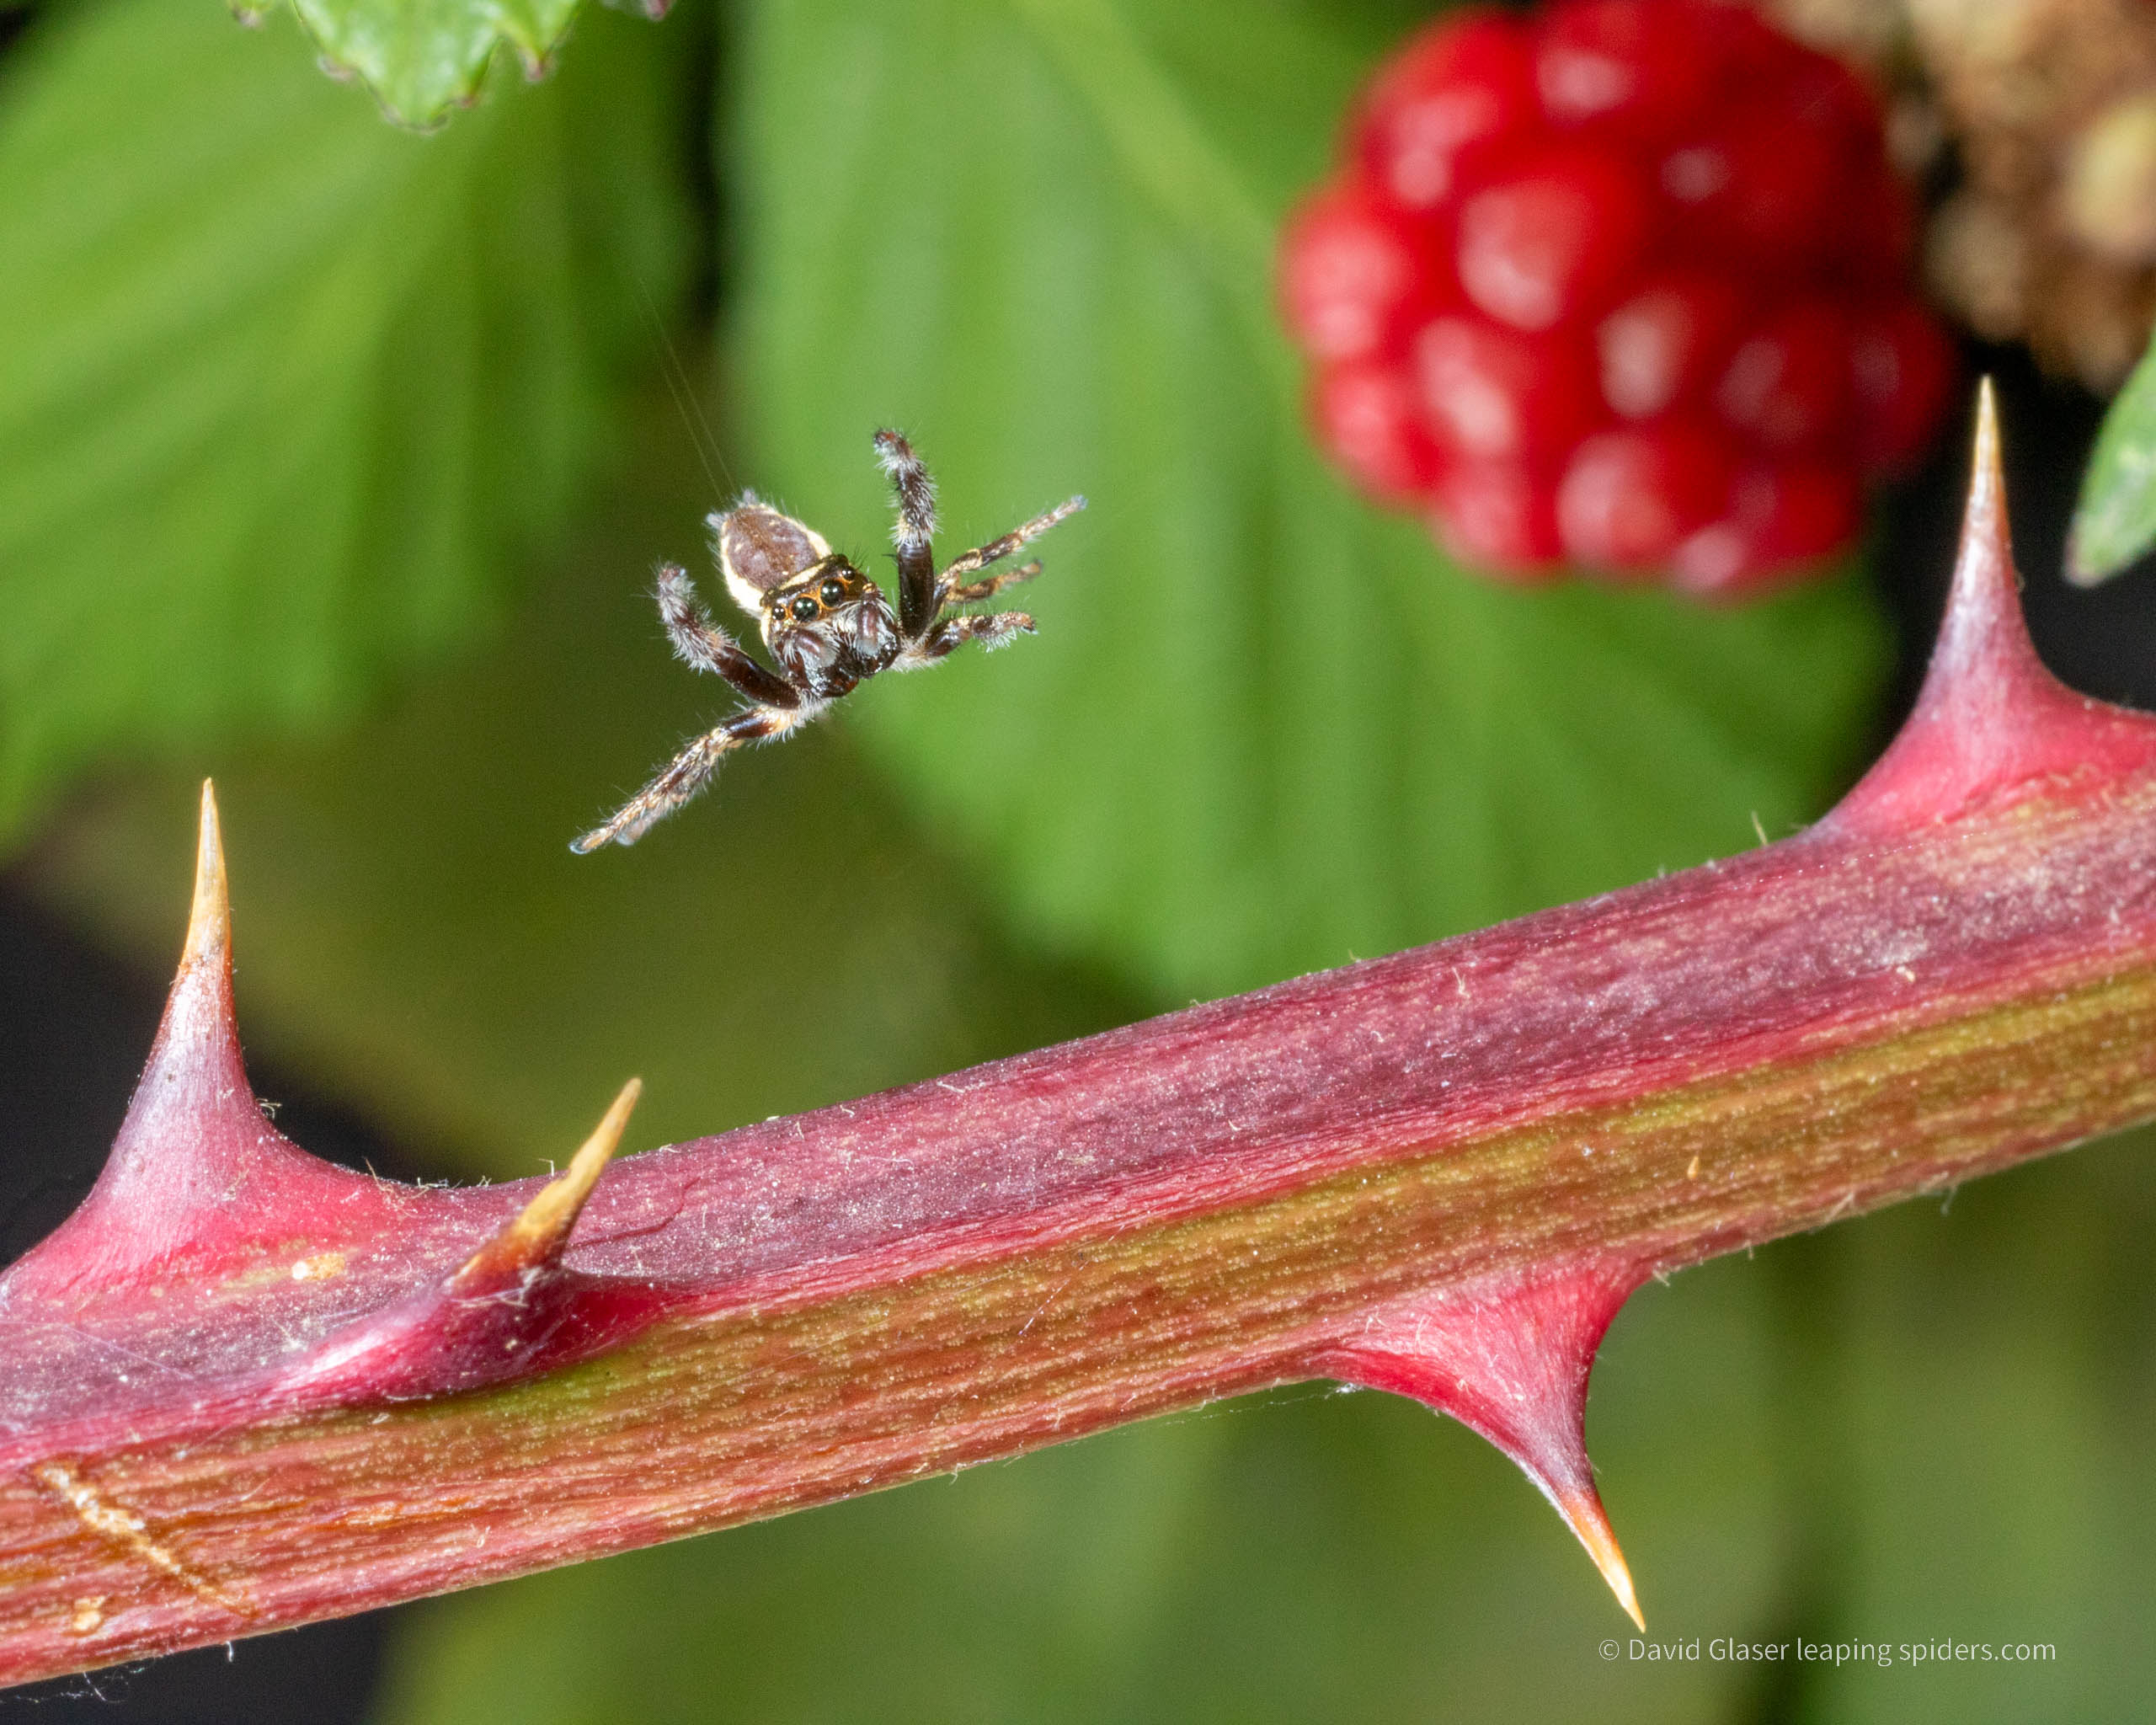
left=761, top=555, right=900, bottom=699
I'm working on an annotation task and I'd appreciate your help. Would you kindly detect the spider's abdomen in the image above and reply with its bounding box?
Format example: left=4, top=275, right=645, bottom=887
left=713, top=500, right=831, bottom=614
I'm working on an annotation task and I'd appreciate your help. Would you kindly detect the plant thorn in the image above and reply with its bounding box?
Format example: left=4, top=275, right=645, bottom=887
left=1554, top=1486, right=1644, bottom=1631
left=180, top=780, right=229, bottom=976
left=455, top=1079, right=641, bottom=1288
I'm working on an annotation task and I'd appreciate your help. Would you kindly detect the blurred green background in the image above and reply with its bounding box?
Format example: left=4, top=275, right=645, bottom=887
left=0, top=1, right=2150, bottom=1719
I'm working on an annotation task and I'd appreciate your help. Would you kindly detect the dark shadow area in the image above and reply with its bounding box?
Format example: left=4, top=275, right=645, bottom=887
left=0, top=1619, right=396, bottom=1725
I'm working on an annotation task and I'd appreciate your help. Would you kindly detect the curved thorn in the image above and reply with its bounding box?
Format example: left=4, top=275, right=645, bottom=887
left=1311, top=1260, right=1646, bottom=1625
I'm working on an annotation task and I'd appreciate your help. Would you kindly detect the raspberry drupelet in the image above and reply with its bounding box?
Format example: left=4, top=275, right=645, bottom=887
left=1278, top=0, right=1958, bottom=596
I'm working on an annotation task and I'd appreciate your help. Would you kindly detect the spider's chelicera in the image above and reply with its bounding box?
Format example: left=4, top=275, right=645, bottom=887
left=572, top=431, right=1084, bottom=852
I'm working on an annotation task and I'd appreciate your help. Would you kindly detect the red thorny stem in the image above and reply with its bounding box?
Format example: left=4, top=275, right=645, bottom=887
left=4, top=384, right=2156, bottom=1683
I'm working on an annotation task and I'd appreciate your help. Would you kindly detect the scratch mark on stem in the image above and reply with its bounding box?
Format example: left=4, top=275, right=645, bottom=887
left=34, top=1464, right=249, bottom=1619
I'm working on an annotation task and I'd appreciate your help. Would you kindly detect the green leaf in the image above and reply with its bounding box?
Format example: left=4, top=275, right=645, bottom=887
left=728, top=0, right=1892, bottom=1001
left=270, top=0, right=644, bottom=130
left=0, top=0, right=691, bottom=843
left=2070, top=330, right=2156, bottom=585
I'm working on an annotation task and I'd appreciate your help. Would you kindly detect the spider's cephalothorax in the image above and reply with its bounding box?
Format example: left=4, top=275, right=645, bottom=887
left=572, top=432, right=1085, bottom=852
left=755, top=555, right=899, bottom=699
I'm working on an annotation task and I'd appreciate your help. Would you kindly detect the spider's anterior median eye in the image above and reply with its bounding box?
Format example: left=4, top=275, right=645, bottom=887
left=789, top=594, right=819, bottom=622
left=819, top=576, right=848, bottom=606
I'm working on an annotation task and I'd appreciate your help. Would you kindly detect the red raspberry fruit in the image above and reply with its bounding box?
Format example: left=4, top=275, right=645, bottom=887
left=1559, top=419, right=1733, bottom=574
left=1537, top=0, right=1726, bottom=142
left=1279, top=181, right=1446, bottom=362
left=1415, top=315, right=1598, bottom=462
left=1280, top=0, right=1958, bottom=596
left=1309, top=360, right=1448, bottom=505
left=1849, top=299, right=1959, bottom=478
left=1714, top=299, right=1852, bottom=452
left=1595, top=270, right=1742, bottom=419
left=1676, top=462, right=1861, bottom=597
left=1456, top=144, right=1651, bottom=331
left=1353, top=13, right=1538, bottom=210
left=1436, top=460, right=1564, bottom=576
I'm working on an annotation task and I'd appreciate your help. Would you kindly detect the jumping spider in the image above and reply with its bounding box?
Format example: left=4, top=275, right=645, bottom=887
left=572, top=430, right=1084, bottom=852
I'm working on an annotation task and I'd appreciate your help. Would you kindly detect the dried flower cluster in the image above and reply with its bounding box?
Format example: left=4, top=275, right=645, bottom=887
left=1770, top=0, right=2156, bottom=389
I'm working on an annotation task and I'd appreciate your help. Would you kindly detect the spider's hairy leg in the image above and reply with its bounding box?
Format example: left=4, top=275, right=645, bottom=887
left=569, top=703, right=815, bottom=852
left=873, top=429, right=939, bottom=642
left=654, top=564, right=800, bottom=709
left=894, top=611, right=1036, bottom=671
left=937, top=494, right=1087, bottom=597
left=944, top=559, right=1042, bottom=606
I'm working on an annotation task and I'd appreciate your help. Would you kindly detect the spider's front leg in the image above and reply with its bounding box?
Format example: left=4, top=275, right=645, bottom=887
left=654, top=563, right=800, bottom=709
left=570, top=702, right=814, bottom=852
left=937, top=496, right=1087, bottom=606
left=894, top=611, right=1037, bottom=672
left=873, top=430, right=940, bottom=642
left=942, top=559, right=1042, bottom=607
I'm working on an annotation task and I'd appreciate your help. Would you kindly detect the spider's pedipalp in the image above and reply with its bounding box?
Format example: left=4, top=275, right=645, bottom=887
left=570, top=701, right=819, bottom=852
left=874, top=430, right=939, bottom=639
left=711, top=501, right=830, bottom=616
left=938, top=495, right=1087, bottom=585
left=654, top=564, right=800, bottom=709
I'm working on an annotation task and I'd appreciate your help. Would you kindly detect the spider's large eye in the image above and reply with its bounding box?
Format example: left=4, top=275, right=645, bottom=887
left=819, top=576, right=847, bottom=606
left=789, top=594, right=819, bottom=622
